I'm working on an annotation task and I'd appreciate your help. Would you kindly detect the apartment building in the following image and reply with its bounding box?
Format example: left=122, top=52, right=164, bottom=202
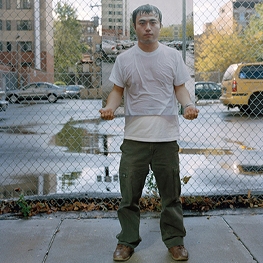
left=101, top=0, right=129, bottom=40
left=76, top=19, right=102, bottom=98
left=0, top=0, right=54, bottom=89
left=210, top=0, right=262, bottom=34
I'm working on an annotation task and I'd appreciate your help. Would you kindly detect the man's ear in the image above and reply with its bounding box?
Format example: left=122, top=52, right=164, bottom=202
left=133, top=23, right=136, bottom=30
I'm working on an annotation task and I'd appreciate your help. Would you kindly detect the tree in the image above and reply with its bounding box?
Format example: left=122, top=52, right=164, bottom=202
left=195, top=3, right=263, bottom=80
left=178, top=17, right=194, bottom=40
left=54, top=2, right=88, bottom=83
left=195, top=30, right=244, bottom=79
left=129, top=16, right=136, bottom=40
left=243, top=3, right=263, bottom=61
left=159, top=26, right=174, bottom=41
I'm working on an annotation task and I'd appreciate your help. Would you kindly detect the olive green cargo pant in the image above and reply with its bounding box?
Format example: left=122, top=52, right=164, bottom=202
left=116, top=139, right=186, bottom=249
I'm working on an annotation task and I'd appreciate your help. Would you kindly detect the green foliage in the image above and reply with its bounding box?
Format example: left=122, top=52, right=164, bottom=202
left=54, top=81, right=66, bottom=86
left=195, top=3, right=263, bottom=77
left=159, top=26, right=174, bottom=41
left=55, top=119, right=86, bottom=152
left=145, top=170, right=159, bottom=197
left=17, top=194, right=31, bottom=218
left=178, top=17, right=194, bottom=40
left=54, top=2, right=88, bottom=83
left=243, top=3, right=263, bottom=61
left=129, top=16, right=136, bottom=40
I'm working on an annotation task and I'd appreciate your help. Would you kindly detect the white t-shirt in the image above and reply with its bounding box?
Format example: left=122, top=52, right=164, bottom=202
left=109, top=43, right=191, bottom=142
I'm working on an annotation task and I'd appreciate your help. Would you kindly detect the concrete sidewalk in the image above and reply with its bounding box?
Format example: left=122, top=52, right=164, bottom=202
left=0, top=210, right=262, bottom=263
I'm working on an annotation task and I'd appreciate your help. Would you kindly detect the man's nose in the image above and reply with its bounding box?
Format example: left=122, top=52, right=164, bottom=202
left=145, top=23, right=151, bottom=30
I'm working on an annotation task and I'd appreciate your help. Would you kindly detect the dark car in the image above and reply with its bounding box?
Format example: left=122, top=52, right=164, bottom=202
left=0, top=88, right=8, bottom=111
left=195, top=81, right=222, bottom=102
left=65, top=85, right=85, bottom=99
left=168, top=41, right=183, bottom=50
left=6, top=82, right=66, bottom=103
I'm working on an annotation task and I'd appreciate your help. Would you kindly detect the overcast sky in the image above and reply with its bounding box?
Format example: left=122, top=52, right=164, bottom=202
left=52, top=0, right=230, bottom=35
left=128, top=0, right=229, bottom=34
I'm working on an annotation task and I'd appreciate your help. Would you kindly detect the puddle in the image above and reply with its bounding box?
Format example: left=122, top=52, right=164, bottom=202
left=0, top=169, right=121, bottom=199
left=0, top=124, right=44, bottom=134
left=224, top=138, right=256, bottom=150
left=179, top=148, right=232, bottom=155
left=51, top=118, right=114, bottom=154
left=2, top=161, right=263, bottom=199
left=237, top=165, right=263, bottom=175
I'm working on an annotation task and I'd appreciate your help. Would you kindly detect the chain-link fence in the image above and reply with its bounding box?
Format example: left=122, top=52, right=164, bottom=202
left=1, top=0, right=263, bottom=216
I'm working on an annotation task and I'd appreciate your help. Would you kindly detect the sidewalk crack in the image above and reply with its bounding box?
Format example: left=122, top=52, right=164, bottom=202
left=222, top=217, right=259, bottom=263
left=42, top=218, right=64, bottom=263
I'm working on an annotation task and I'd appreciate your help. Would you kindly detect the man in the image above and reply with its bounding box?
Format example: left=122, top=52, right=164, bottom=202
left=99, top=4, right=199, bottom=262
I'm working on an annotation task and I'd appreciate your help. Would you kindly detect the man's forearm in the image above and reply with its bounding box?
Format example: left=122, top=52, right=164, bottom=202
left=174, top=84, right=193, bottom=108
left=105, top=88, right=123, bottom=112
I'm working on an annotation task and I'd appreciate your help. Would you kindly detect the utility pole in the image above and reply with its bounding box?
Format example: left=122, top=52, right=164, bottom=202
left=182, top=0, right=187, bottom=62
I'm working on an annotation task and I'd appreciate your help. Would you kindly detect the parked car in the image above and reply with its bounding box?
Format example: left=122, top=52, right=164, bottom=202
left=102, top=40, right=118, bottom=60
left=65, top=85, right=85, bottom=99
left=0, top=88, right=8, bottom=111
left=188, top=42, right=194, bottom=53
left=195, top=81, right=222, bottom=102
left=6, top=82, right=66, bottom=103
left=220, top=62, right=263, bottom=114
left=116, top=40, right=134, bottom=50
left=168, top=41, right=183, bottom=50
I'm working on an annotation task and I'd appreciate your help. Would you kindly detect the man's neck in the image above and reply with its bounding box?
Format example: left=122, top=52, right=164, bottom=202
left=137, top=41, right=159, bottom=52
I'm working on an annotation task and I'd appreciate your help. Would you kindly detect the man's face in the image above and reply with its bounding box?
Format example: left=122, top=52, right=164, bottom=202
left=134, top=12, right=161, bottom=45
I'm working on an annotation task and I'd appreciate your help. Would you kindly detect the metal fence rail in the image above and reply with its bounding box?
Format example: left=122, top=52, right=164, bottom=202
left=1, top=0, right=263, bottom=216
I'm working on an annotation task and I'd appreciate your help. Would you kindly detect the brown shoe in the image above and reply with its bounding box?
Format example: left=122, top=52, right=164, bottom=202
left=113, top=244, right=134, bottom=261
left=168, top=245, right=188, bottom=261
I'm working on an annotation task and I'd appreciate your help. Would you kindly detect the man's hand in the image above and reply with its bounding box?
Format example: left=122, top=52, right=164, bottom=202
left=183, top=106, right=199, bottom=120
left=99, top=108, right=115, bottom=120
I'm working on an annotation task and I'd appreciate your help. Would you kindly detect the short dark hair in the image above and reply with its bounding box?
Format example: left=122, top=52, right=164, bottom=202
left=132, top=4, right=162, bottom=26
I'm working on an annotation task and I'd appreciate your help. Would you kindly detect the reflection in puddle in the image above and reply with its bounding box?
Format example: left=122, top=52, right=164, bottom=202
left=2, top=117, right=261, bottom=199
left=56, top=167, right=120, bottom=194
left=0, top=124, right=41, bottom=134
left=179, top=148, right=232, bottom=155
left=224, top=138, right=255, bottom=150
left=1, top=161, right=263, bottom=199
left=54, top=120, right=100, bottom=153
left=236, top=165, right=263, bottom=175
left=0, top=174, right=57, bottom=199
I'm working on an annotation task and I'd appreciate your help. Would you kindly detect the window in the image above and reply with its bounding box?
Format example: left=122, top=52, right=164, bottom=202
left=0, top=42, right=2, bottom=51
left=87, top=36, right=93, bottom=43
left=6, top=0, right=10, bottom=9
left=17, top=0, right=31, bottom=9
left=17, top=20, right=32, bottom=31
left=87, top=26, right=94, bottom=33
left=19, top=41, right=32, bottom=51
left=7, top=41, right=12, bottom=51
left=0, top=20, right=2, bottom=30
left=240, top=65, right=263, bottom=79
left=6, top=20, right=11, bottom=31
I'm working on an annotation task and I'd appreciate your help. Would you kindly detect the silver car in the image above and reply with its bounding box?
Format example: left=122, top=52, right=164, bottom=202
left=102, top=40, right=118, bottom=60
left=6, top=82, right=66, bottom=103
